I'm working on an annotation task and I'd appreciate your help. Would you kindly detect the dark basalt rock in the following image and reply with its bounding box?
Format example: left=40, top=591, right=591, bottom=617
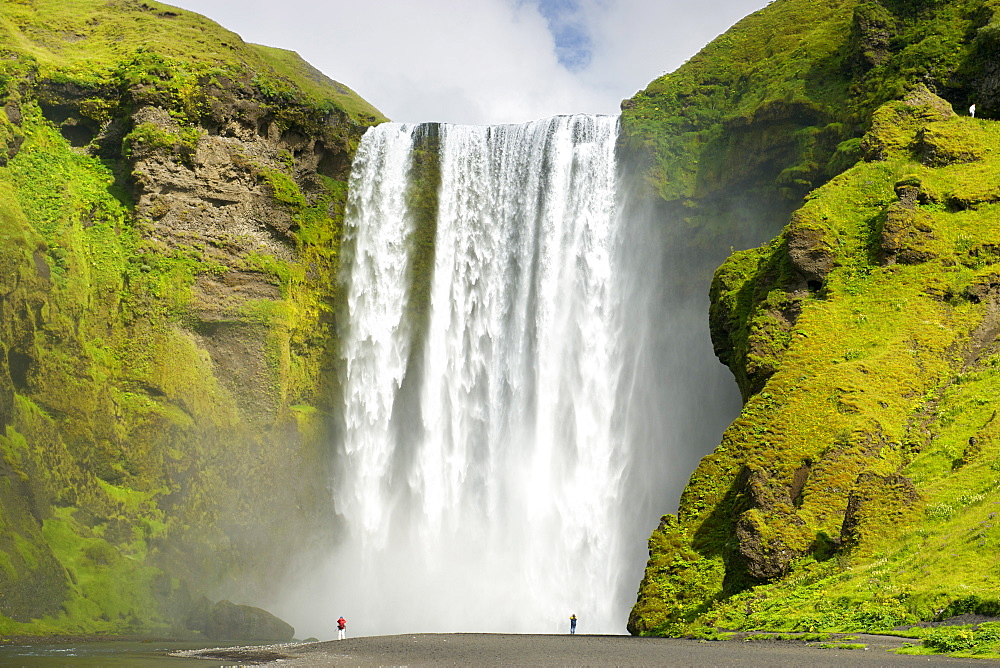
left=186, top=597, right=295, bottom=642
left=965, top=272, right=1000, bottom=303
left=786, top=213, right=835, bottom=287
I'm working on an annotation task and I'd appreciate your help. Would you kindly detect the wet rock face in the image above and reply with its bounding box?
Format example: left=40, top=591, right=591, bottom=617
left=0, top=483, right=67, bottom=622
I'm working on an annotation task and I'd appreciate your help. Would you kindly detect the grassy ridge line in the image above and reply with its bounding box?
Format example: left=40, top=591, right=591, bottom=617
left=0, top=0, right=385, bottom=123
left=618, top=0, right=1000, bottom=249
left=250, top=44, right=386, bottom=123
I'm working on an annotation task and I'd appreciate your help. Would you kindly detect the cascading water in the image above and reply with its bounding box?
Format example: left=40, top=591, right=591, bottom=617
left=294, top=113, right=744, bottom=638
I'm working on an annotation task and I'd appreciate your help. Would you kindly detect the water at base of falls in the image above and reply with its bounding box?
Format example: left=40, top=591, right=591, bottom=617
left=285, top=114, right=742, bottom=639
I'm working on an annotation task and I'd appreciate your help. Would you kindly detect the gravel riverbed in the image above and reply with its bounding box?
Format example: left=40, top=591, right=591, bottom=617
left=172, top=632, right=1000, bottom=666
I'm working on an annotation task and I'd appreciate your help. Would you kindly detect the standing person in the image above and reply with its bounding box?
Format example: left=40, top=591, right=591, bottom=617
left=337, top=616, right=347, bottom=640
left=569, top=614, right=577, bottom=634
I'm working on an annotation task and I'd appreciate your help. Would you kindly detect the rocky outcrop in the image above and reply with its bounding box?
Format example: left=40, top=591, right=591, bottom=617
left=732, top=465, right=813, bottom=581
left=878, top=180, right=940, bottom=266
left=186, top=597, right=295, bottom=642
left=840, top=473, right=919, bottom=550
left=849, top=1, right=895, bottom=72
left=786, top=211, right=836, bottom=288
left=861, top=85, right=957, bottom=162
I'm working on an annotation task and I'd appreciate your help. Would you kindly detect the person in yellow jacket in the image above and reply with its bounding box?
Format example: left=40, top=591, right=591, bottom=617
left=569, top=614, right=577, bottom=634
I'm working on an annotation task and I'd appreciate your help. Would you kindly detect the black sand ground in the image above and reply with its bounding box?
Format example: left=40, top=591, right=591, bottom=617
left=174, top=632, right=1000, bottom=666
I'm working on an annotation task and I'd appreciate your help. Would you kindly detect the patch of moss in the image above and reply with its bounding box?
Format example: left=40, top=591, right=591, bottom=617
left=249, top=44, right=387, bottom=124
left=122, top=122, right=201, bottom=161
left=39, top=507, right=166, bottom=634
left=259, top=167, right=308, bottom=211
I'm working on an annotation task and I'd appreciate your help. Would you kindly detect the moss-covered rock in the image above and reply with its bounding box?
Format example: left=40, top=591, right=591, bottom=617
left=0, top=0, right=384, bottom=636
left=630, top=0, right=1000, bottom=643
left=632, top=86, right=1000, bottom=637
left=620, top=0, right=1000, bottom=250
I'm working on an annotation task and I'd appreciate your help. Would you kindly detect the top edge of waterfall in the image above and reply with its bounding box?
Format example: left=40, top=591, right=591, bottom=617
left=368, top=113, right=620, bottom=131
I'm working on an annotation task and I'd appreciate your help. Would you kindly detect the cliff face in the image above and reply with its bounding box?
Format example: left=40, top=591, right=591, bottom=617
left=0, top=0, right=383, bottom=635
left=628, top=0, right=1000, bottom=638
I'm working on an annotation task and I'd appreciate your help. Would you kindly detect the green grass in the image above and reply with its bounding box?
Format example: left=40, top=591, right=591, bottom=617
left=891, top=623, right=1000, bottom=657
left=250, top=44, right=386, bottom=123
left=619, top=0, right=998, bottom=251
left=0, top=0, right=385, bottom=124
left=631, top=85, right=1000, bottom=651
left=0, top=0, right=373, bottom=636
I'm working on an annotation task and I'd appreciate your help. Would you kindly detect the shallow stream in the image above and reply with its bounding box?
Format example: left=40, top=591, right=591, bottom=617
left=0, top=640, right=231, bottom=666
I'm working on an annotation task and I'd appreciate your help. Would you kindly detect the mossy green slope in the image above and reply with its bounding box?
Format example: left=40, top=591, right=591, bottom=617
left=633, top=92, right=1000, bottom=642
left=620, top=0, right=1000, bottom=248
left=628, top=0, right=1000, bottom=653
left=0, top=0, right=384, bottom=124
left=0, top=0, right=383, bottom=636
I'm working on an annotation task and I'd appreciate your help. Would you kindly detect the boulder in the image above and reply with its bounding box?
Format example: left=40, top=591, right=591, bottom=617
left=879, top=204, right=938, bottom=266
left=786, top=212, right=835, bottom=288
left=187, top=597, right=295, bottom=642
left=732, top=466, right=814, bottom=581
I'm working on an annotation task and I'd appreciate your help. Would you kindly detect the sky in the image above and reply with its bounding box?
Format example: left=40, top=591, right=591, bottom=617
left=167, top=0, right=772, bottom=126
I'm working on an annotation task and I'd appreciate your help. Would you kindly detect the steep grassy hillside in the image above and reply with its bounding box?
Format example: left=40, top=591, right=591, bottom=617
left=0, top=0, right=382, bottom=636
left=620, top=0, right=999, bottom=248
left=628, top=0, right=1000, bottom=656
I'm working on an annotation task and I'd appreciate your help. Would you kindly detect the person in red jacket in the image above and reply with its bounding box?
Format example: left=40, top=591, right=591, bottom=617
left=337, top=616, right=347, bottom=640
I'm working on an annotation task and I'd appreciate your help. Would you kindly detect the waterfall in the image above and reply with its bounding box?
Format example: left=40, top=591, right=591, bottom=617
left=303, top=114, right=742, bottom=637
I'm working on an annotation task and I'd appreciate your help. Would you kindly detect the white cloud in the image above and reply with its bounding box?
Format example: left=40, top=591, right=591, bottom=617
left=577, top=0, right=774, bottom=99
left=167, top=0, right=771, bottom=125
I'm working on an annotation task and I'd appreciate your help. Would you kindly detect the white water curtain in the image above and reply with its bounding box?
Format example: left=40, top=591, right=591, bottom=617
left=276, top=114, right=742, bottom=639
